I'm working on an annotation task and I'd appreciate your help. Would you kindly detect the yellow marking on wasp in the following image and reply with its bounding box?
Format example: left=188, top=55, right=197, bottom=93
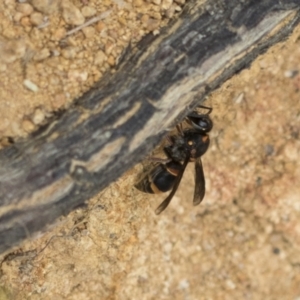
left=165, top=166, right=179, bottom=176
left=150, top=182, right=163, bottom=194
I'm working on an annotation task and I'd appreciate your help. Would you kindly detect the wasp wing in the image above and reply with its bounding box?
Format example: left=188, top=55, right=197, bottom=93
left=193, top=157, right=205, bottom=206
left=155, top=155, right=190, bottom=215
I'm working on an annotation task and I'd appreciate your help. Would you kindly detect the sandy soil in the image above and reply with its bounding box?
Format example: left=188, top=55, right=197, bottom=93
left=0, top=1, right=300, bottom=300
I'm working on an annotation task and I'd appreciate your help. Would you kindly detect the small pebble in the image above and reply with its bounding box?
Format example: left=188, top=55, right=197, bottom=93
left=162, top=0, right=173, bottom=10
left=51, top=28, right=66, bottom=40
left=10, top=122, right=23, bottom=136
left=146, top=18, right=160, bottom=31
left=51, top=93, right=67, bottom=110
left=141, top=14, right=149, bottom=25
left=22, top=119, right=35, bottom=132
left=151, top=12, right=162, bottom=20
left=284, top=69, right=298, bottom=78
left=68, top=70, right=88, bottom=82
left=96, top=21, right=106, bottom=32
left=107, top=55, right=115, bottom=66
left=284, top=142, right=298, bottom=161
left=133, top=0, right=143, bottom=7
left=61, top=47, right=78, bottom=59
left=94, top=50, right=107, bottom=65
left=0, top=63, right=7, bottom=72
left=82, top=26, right=96, bottom=39
left=33, top=48, right=50, bottom=61
left=30, top=12, right=44, bottom=26
left=165, top=6, right=175, bottom=18
left=23, top=79, right=39, bottom=92
left=61, top=0, right=85, bottom=25
left=152, top=0, right=161, bottom=5
left=0, top=137, right=14, bottom=147
left=14, top=12, right=24, bottom=22
left=81, top=6, right=97, bottom=18
left=30, top=0, right=60, bottom=14
left=0, top=40, right=27, bottom=64
left=234, top=92, right=244, bottom=104
left=105, top=41, right=114, bottom=55
left=32, top=108, right=45, bottom=124
left=20, top=16, right=31, bottom=27
left=16, top=3, right=34, bottom=15
left=51, top=49, right=60, bottom=56
left=108, top=29, right=119, bottom=40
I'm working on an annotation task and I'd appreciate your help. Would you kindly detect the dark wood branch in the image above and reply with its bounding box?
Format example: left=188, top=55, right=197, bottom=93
left=0, top=0, right=299, bottom=254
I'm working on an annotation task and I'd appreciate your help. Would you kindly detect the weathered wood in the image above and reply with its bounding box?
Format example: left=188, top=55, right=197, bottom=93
left=0, top=0, right=299, bottom=254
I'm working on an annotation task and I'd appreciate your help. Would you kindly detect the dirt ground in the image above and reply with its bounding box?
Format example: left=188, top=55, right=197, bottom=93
left=0, top=1, right=300, bottom=300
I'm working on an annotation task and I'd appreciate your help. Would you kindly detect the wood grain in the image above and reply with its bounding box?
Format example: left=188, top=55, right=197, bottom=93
left=0, top=0, right=299, bottom=254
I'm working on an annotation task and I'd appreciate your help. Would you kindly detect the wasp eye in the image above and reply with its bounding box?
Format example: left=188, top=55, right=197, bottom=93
left=188, top=115, right=213, bottom=132
left=198, top=119, right=209, bottom=129
left=200, top=119, right=207, bottom=126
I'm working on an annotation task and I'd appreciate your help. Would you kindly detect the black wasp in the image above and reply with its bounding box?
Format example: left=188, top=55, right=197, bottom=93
left=135, top=105, right=213, bottom=214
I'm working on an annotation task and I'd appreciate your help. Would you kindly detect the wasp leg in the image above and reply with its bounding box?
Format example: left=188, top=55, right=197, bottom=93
left=176, top=123, right=184, bottom=136
left=165, top=135, right=173, bottom=145
left=196, top=105, right=212, bottom=114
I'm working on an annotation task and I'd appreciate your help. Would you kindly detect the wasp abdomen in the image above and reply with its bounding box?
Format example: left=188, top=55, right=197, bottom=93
left=135, top=161, right=182, bottom=194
